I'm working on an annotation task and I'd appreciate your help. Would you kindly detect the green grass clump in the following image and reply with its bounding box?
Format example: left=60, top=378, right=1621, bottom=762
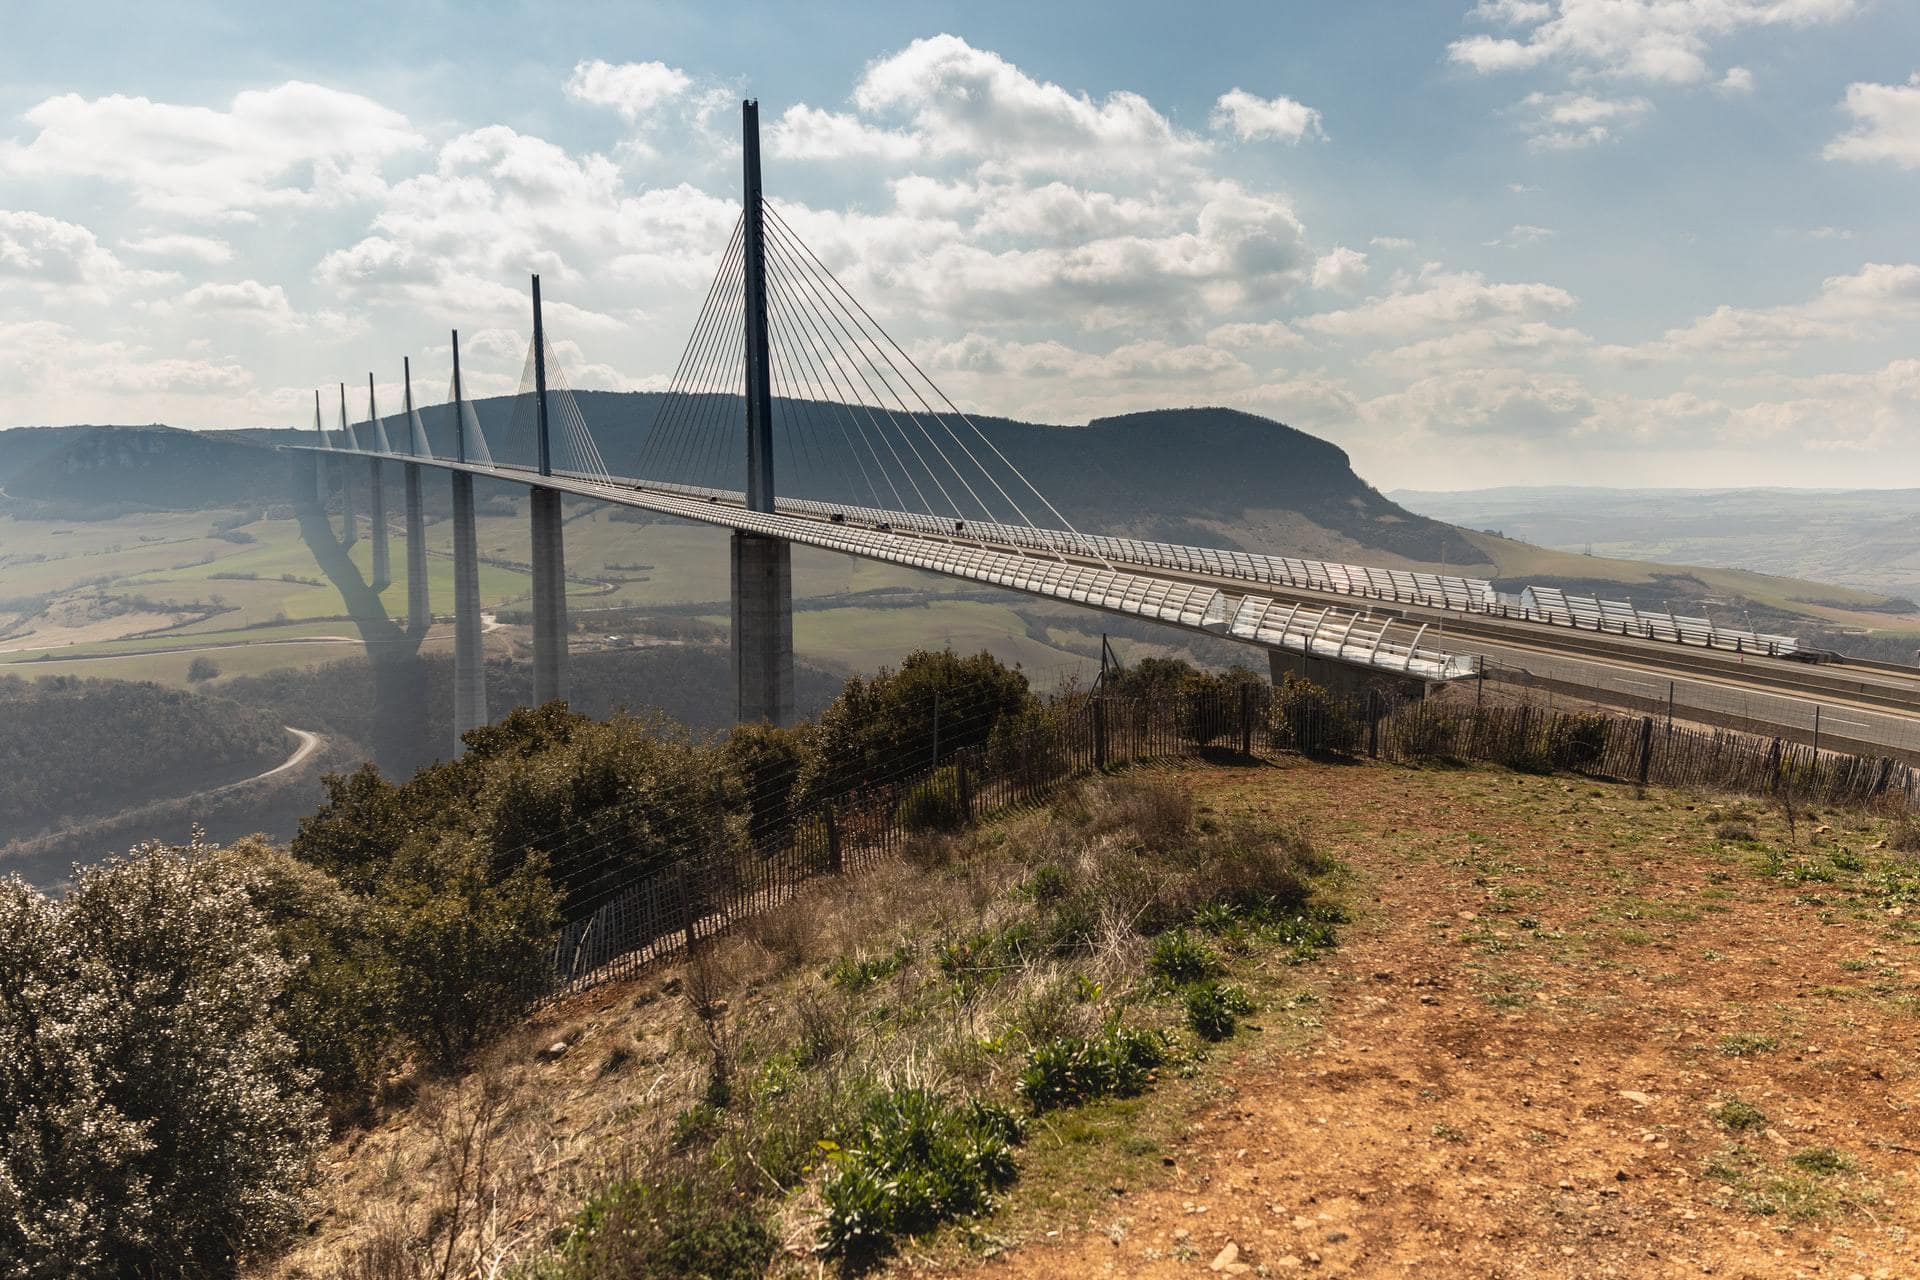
left=1717, top=1032, right=1777, bottom=1057
left=551, top=1173, right=776, bottom=1280
left=1789, top=1146, right=1853, bottom=1175
left=1147, top=929, right=1220, bottom=988
left=1183, top=980, right=1254, bottom=1041
left=1018, top=1023, right=1169, bottom=1112
left=825, top=944, right=910, bottom=993
left=820, top=1086, right=1022, bottom=1267
left=1713, top=1098, right=1768, bottom=1132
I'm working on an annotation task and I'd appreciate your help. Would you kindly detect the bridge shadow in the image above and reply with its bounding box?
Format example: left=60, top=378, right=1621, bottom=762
left=294, top=467, right=433, bottom=773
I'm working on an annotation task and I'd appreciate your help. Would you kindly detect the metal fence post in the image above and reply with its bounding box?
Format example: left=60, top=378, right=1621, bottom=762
left=825, top=805, right=842, bottom=875
left=1093, top=697, right=1108, bottom=770
left=1636, top=716, right=1654, bottom=786
left=1238, top=684, right=1253, bottom=756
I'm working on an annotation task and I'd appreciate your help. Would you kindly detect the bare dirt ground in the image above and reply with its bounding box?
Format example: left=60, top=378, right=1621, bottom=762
left=942, top=761, right=1919, bottom=1280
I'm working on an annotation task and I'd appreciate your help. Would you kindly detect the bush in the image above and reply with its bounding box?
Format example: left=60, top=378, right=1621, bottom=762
left=0, top=841, right=323, bottom=1279
left=897, top=766, right=967, bottom=834
left=1271, top=673, right=1359, bottom=755
left=821, top=1086, right=1022, bottom=1266
left=185, top=655, right=220, bottom=682
left=1184, top=981, right=1254, bottom=1041
left=555, top=1170, right=776, bottom=1280
left=374, top=836, right=561, bottom=1063
left=1018, top=1024, right=1168, bottom=1112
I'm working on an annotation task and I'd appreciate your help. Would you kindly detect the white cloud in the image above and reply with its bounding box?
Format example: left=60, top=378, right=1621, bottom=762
left=1301, top=267, right=1576, bottom=339
left=0, top=82, right=421, bottom=219
left=1486, top=223, right=1556, bottom=247
left=768, top=105, right=918, bottom=160
left=0, top=209, right=175, bottom=302
left=564, top=60, right=692, bottom=122
left=1519, top=91, right=1651, bottom=149
left=1206, top=319, right=1306, bottom=349
left=1209, top=89, right=1325, bottom=143
left=1631, top=261, right=1920, bottom=360
left=1825, top=72, right=1920, bottom=169
left=1718, top=66, right=1756, bottom=94
left=1450, top=1, right=1860, bottom=86
left=1366, top=367, right=1598, bottom=439
left=1310, top=246, right=1370, bottom=293
left=849, top=34, right=1209, bottom=174
left=178, top=279, right=305, bottom=332
left=121, top=232, right=234, bottom=265
left=1370, top=236, right=1415, bottom=250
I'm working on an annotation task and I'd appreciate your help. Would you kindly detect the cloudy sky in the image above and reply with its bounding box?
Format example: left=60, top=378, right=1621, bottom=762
left=1, top=0, right=1916, bottom=490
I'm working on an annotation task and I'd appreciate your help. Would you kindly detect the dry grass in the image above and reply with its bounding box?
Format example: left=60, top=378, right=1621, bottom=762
left=260, top=773, right=1332, bottom=1279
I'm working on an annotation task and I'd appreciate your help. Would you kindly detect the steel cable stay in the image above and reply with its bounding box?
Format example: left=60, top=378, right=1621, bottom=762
left=765, top=205, right=1110, bottom=570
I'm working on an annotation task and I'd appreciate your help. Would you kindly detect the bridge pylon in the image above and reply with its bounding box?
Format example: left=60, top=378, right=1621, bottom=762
left=529, top=274, right=570, bottom=707
left=732, top=98, right=795, bottom=725
left=448, top=330, right=488, bottom=752
left=365, top=373, right=390, bottom=591
left=401, top=356, right=431, bottom=635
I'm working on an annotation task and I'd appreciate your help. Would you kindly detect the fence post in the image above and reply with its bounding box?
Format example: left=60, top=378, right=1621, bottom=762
left=1093, top=697, right=1108, bottom=770
left=957, top=761, right=973, bottom=822
left=1636, top=716, right=1654, bottom=786
left=825, top=805, right=843, bottom=875
left=1367, top=688, right=1380, bottom=759
left=679, top=859, right=698, bottom=955
left=1239, top=684, right=1253, bottom=757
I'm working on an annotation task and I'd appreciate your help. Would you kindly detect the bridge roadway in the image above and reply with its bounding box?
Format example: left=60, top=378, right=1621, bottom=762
left=308, top=450, right=1920, bottom=762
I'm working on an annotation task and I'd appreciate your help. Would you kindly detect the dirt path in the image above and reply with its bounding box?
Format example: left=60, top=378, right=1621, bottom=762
left=944, top=763, right=1919, bottom=1280
left=202, top=727, right=322, bottom=798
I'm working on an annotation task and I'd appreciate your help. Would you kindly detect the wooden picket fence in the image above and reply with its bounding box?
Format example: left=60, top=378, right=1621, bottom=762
left=545, top=684, right=1918, bottom=999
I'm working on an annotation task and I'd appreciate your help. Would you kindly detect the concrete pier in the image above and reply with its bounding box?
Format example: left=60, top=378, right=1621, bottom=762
left=450, top=470, right=487, bottom=748
left=731, top=531, right=794, bottom=724
left=403, top=462, right=429, bottom=632
left=367, top=459, right=390, bottom=591
left=530, top=486, right=568, bottom=705
left=339, top=458, right=357, bottom=549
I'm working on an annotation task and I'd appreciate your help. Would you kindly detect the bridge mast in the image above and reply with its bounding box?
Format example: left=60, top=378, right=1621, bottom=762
left=730, top=99, right=794, bottom=724
left=448, top=330, right=488, bottom=749
left=366, top=373, right=391, bottom=591
left=337, top=383, right=356, bottom=549
left=401, top=357, right=430, bottom=634
left=528, top=274, right=569, bottom=705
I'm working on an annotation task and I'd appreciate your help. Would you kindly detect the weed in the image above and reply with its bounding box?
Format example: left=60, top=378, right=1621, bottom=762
left=1025, top=862, right=1071, bottom=903
left=1019, top=1024, right=1169, bottom=1112
left=556, top=1171, right=775, bottom=1280
left=670, top=1101, right=723, bottom=1151
left=1183, top=981, right=1254, bottom=1041
left=1148, top=929, right=1221, bottom=988
left=1713, top=1098, right=1768, bottom=1132
left=1717, top=1032, right=1777, bottom=1058
left=1431, top=1122, right=1467, bottom=1144
left=1714, top=821, right=1758, bottom=843
left=1789, top=1147, right=1853, bottom=1175
left=825, top=944, right=909, bottom=993
left=820, top=1086, right=1022, bottom=1267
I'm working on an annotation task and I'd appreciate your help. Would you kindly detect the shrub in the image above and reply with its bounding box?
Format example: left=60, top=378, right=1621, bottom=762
left=1184, top=981, right=1255, bottom=1041
left=825, top=945, right=909, bottom=992
left=1018, top=1024, right=1168, bottom=1112
left=897, top=766, right=967, bottom=834
left=1789, top=1147, right=1853, bottom=1175
left=1271, top=673, right=1359, bottom=755
left=373, top=836, right=561, bottom=1063
left=1546, top=714, right=1612, bottom=772
left=1714, top=821, right=1758, bottom=843
left=821, top=1086, right=1022, bottom=1265
left=1888, top=819, right=1920, bottom=854
left=555, top=1170, right=776, bottom=1280
left=0, top=842, right=323, bottom=1279
left=185, top=655, right=220, bottom=682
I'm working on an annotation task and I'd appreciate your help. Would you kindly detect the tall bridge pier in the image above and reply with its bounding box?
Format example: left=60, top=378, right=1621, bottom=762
left=529, top=275, right=569, bottom=706
left=448, top=331, right=487, bottom=751
left=733, top=99, right=795, bottom=725
left=366, top=374, right=391, bottom=591
left=337, top=384, right=357, bottom=549
left=401, top=358, right=431, bottom=634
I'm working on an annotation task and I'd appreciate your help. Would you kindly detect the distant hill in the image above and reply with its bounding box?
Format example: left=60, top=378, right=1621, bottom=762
left=0, top=424, right=286, bottom=514
left=12, top=400, right=1480, bottom=564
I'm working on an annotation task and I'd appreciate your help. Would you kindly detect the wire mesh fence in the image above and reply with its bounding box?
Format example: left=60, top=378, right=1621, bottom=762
left=544, top=682, right=1920, bottom=1002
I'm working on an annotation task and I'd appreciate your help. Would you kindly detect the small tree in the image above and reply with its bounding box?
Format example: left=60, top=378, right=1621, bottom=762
left=1, top=840, right=323, bottom=1279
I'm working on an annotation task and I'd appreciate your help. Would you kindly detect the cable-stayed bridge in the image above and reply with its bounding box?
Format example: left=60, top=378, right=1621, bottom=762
left=288, top=101, right=1920, bottom=762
